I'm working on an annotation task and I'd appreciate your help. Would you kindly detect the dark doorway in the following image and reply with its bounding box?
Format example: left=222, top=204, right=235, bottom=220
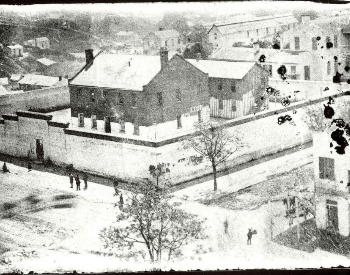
left=36, top=139, right=44, bottom=162
left=326, top=199, right=339, bottom=231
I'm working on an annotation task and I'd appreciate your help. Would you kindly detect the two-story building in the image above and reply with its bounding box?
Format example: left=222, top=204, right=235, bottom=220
left=68, top=48, right=210, bottom=137
left=281, top=15, right=350, bottom=82
left=187, top=55, right=269, bottom=119
left=210, top=43, right=316, bottom=81
left=143, top=29, right=185, bottom=55
left=313, top=128, right=350, bottom=237
left=208, top=13, right=298, bottom=51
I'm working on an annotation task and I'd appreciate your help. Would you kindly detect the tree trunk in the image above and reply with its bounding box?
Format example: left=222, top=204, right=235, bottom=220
left=212, top=160, right=217, bottom=191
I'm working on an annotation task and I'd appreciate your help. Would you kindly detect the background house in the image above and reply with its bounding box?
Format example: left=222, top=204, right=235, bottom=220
left=280, top=15, right=350, bottom=81
left=143, top=29, right=185, bottom=55
left=210, top=44, right=315, bottom=81
left=6, top=43, right=23, bottom=57
left=24, top=37, right=50, bottom=50
left=187, top=56, right=269, bottom=119
left=18, top=74, right=59, bottom=91
left=36, top=58, right=57, bottom=75
left=208, top=13, right=298, bottom=51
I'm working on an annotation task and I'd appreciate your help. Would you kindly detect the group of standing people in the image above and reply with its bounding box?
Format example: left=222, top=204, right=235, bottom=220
left=69, top=173, right=88, bottom=191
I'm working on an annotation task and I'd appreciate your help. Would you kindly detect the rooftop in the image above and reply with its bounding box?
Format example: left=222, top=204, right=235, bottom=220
left=18, top=74, right=60, bottom=87
left=37, top=58, right=57, bottom=66
left=186, top=59, right=255, bottom=79
left=153, top=29, right=180, bottom=39
left=70, top=54, right=162, bottom=91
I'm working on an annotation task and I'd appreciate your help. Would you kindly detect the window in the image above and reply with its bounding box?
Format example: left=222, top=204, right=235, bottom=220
left=326, top=36, right=330, bottom=43
left=78, top=113, right=84, bottom=127
left=197, top=84, right=202, bottom=95
left=102, top=90, right=107, bottom=98
left=157, top=92, right=163, bottom=105
left=214, top=33, right=217, bottom=40
left=118, top=92, right=124, bottom=105
left=178, top=38, right=181, bottom=44
left=219, top=99, right=223, bottom=110
left=327, top=61, right=331, bottom=76
left=90, top=92, right=95, bottom=102
left=198, top=110, right=202, bottom=123
left=177, top=115, right=182, bottom=129
left=133, top=121, right=139, bottom=135
left=232, top=101, right=236, bottom=112
left=312, top=37, right=317, bottom=50
left=256, top=29, right=259, bottom=36
left=120, top=119, right=125, bottom=133
left=131, top=93, right=137, bottom=107
left=176, top=88, right=181, bottom=102
left=291, top=66, right=296, bottom=75
left=294, top=37, right=300, bottom=50
left=91, top=115, right=97, bottom=129
left=260, top=77, right=265, bottom=88
left=319, top=157, right=335, bottom=180
left=218, top=81, right=222, bottom=91
left=231, top=81, right=236, bottom=93
left=266, top=28, right=269, bottom=34
left=104, top=116, right=111, bottom=133
left=334, top=35, right=338, bottom=48
left=247, top=31, right=249, bottom=38
left=326, top=199, right=339, bottom=231
left=165, top=40, right=168, bottom=47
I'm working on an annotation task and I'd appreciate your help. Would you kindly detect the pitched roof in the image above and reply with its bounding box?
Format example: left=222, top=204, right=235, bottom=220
left=153, top=29, right=180, bottom=40
left=7, top=44, right=23, bottom=49
left=186, top=59, right=255, bottom=79
left=70, top=54, right=162, bottom=91
left=18, top=74, right=59, bottom=87
left=0, top=77, right=8, bottom=85
left=210, top=13, right=297, bottom=35
left=37, top=58, right=57, bottom=66
left=10, top=74, right=23, bottom=82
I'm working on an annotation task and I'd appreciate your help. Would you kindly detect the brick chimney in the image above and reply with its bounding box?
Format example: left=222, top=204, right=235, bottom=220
left=160, top=47, right=168, bottom=70
left=301, top=15, right=311, bottom=24
left=196, top=52, right=201, bottom=62
left=85, top=49, right=94, bottom=66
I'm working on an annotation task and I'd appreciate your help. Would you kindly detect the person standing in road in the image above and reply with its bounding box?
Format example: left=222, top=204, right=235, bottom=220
left=247, top=228, right=253, bottom=245
left=75, top=175, right=81, bottom=191
left=69, top=173, right=74, bottom=188
left=83, top=173, right=88, bottom=190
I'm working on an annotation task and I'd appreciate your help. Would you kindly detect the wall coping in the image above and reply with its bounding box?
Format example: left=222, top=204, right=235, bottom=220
left=65, top=90, right=350, bottom=148
left=16, top=110, right=53, bottom=121
left=48, top=121, right=70, bottom=128
left=2, top=114, right=18, bottom=121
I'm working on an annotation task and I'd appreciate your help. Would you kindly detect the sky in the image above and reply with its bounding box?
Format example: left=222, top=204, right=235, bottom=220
left=1, top=1, right=349, bottom=18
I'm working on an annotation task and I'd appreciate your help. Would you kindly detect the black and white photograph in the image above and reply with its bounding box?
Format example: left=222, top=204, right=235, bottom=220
left=1, top=0, right=350, bottom=273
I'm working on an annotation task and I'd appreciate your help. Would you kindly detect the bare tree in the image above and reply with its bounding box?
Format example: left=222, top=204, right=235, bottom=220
left=303, top=104, right=330, bottom=132
left=99, top=182, right=206, bottom=264
left=188, top=122, right=243, bottom=191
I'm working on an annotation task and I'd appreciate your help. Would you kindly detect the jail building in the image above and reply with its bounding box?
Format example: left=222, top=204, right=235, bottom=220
left=68, top=48, right=210, bottom=139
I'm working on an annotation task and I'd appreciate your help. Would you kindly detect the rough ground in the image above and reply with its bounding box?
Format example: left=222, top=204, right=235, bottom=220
left=1, top=150, right=350, bottom=273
